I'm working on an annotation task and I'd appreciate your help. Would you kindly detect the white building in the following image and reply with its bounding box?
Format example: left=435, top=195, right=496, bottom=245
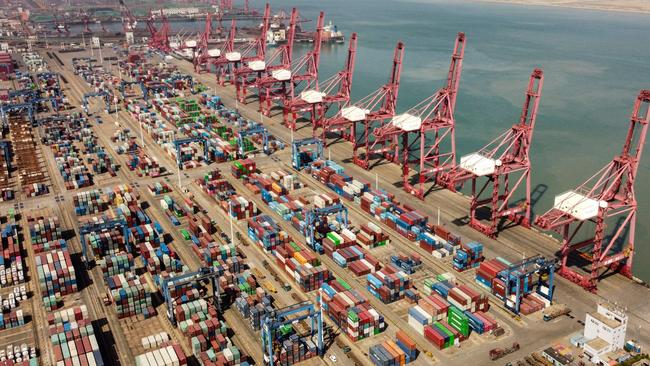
left=162, top=8, right=199, bottom=16
left=582, top=303, right=628, bottom=365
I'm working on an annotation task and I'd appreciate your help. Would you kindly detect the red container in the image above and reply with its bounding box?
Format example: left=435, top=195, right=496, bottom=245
left=424, top=325, right=444, bottom=349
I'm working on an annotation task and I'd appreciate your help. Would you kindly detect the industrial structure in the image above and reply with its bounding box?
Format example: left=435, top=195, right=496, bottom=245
left=0, top=2, right=648, bottom=366
left=439, top=68, right=543, bottom=238
left=373, top=32, right=466, bottom=199
left=535, top=90, right=650, bottom=292
left=253, top=10, right=324, bottom=119
left=320, top=42, right=405, bottom=155
left=235, top=8, right=298, bottom=105
left=285, top=32, right=358, bottom=136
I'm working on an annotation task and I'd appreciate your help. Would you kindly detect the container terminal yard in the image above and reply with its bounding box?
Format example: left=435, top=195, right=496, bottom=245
left=0, top=1, right=648, bottom=366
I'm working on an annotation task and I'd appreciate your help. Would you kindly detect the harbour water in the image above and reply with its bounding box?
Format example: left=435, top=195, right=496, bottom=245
left=83, top=0, right=650, bottom=281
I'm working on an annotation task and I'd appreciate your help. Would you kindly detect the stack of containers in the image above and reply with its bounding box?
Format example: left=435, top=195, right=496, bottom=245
left=475, top=257, right=510, bottom=290
left=320, top=280, right=386, bottom=341
left=234, top=291, right=273, bottom=331
left=331, top=243, right=365, bottom=268
left=310, top=161, right=466, bottom=253
left=48, top=305, right=104, bottom=366
left=195, top=242, right=237, bottom=267
left=452, top=242, right=485, bottom=272
left=321, top=229, right=355, bottom=255
left=141, top=332, right=171, bottom=350
left=366, top=267, right=411, bottom=304
left=107, top=274, right=155, bottom=318
left=53, top=145, right=94, bottom=190
left=36, top=248, right=77, bottom=310
left=188, top=213, right=216, bottom=238
left=225, top=195, right=257, bottom=220
left=73, top=185, right=135, bottom=216
left=1, top=221, right=25, bottom=287
left=0, top=189, right=14, bottom=202
left=72, top=189, right=109, bottom=216
left=130, top=224, right=161, bottom=247
left=88, top=150, right=118, bottom=176
left=274, top=242, right=330, bottom=292
left=447, top=306, right=470, bottom=338
left=98, top=252, right=134, bottom=277
left=135, top=345, right=188, bottom=366
left=418, top=293, right=450, bottom=322
left=423, top=322, right=455, bottom=350
left=447, top=285, right=489, bottom=313
left=390, top=254, right=423, bottom=274
left=86, top=229, right=126, bottom=257
left=148, top=182, right=172, bottom=196
left=356, top=223, right=390, bottom=248
left=369, top=340, right=409, bottom=366
left=139, top=242, right=184, bottom=274
left=161, top=194, right=184, bottom=218
left=128, top=150, right=161, bottom=177
left=273, top=336, right=318, bottom=366
left=407, top=305, right=430, bottom=336
left=231, top=159, right=256, bottom=179
left=28, top=216, right=62, bottom=245
left=0, top=309, right=24, bottom=329
left=395, top=330, right=418, bottom=362
left=247, top=215, right=289, bottom=251
left=23, top=183, right=49, bottom=197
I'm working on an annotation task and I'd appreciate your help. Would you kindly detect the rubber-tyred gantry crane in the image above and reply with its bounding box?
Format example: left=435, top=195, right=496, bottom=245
left=235, top=8, right=297, bottom=105
left=318, top=42, right=404, bottom=151
left=440, top=68, right=544, bottom=239
left=284, top=32, right=358, bottom=134
left=372, top=33, right=466, bottom=197
left=256, top=11, right=325, bottom=119
left=535, top=90, right=650, bottom=293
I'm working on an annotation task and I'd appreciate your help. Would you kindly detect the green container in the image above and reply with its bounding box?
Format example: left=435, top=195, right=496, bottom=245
left=336, top=278, right=352, bottom=290
left=347, top=311, right=359, bottom=322
left=326, top=232, right=341, bottom=245
left=434, top=322, right=454, bottom=348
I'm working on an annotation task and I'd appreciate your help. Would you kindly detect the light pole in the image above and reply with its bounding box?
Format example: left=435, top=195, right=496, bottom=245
left=228, top=201, right=234, bottom=243
left=139, top=120, right=145, bottom=146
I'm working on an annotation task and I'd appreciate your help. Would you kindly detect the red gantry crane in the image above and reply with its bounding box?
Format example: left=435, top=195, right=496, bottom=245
left=439, top=68, right=544, bottom=238
left=283, top=32, right=358, bottom=135
left=210, top=19, right=239, bottom=85
left=235, top=7, right=297, bottom=104
left=214, top=3, right=271, bottom=86
left=256, top=11, right=325, bottom=119
left=371, top=33, right=466, bottom=197
left=147, top=10, right=172, bottom=54
left=319, top=42, right=404, bottom=150
left=535, top=90, right=649, bottom=292
left=194, top=12, right=215, bottom=73
left=119, top=0, right=138, bottom=33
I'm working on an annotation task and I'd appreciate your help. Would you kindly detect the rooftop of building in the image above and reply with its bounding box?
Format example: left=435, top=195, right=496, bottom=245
left=585, top=337, right=610, bottom=352
left=542, top=346, right=573, bottom=366
left=589, top=310, right=622, bottom=329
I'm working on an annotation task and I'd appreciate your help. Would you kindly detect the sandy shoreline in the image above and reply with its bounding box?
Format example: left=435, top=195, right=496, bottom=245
left=470, top=0, right=650, bottom=14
